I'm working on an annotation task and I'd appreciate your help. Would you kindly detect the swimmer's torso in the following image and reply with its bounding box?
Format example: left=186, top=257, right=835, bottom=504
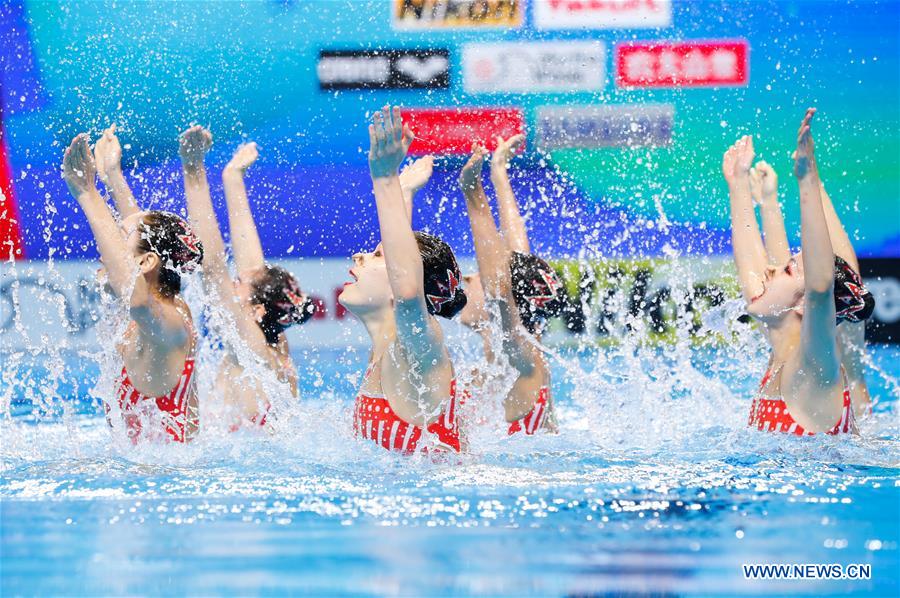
left=215, top=336, right=297, bottom=428
left=751, top=358, right=856, bottom=435
left=355, top=355, right=461, bottom=453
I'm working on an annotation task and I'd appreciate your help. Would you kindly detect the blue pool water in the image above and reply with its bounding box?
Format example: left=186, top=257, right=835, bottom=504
left=2, top=345, right=898, bottom=596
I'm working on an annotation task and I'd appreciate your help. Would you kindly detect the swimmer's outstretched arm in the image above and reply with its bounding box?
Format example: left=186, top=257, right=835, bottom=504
left=222, top=142, right=266, bottom=279
left=179, top=127, right=270, bottom=355
left=398, top=155, right=434, bottom=223
left=723, top=136, right=768, bottom=303
left=64, top=134, right=184, bottom=344
left=818, top=172, right=869, bottom=410
left=749, top=161, right=791, bottom=266
left=793, top=109, right=841, bottom=390
left=460, top=144, right=538, bottom=376
left=818, top=182, right=860, bottom=273
left=93, top=124, right=140, bottom=220
left=490, top=134, right=530, bottom=254
left=63, top=134, right=134, bottom=297
left=369, top=105, right=448, bottom=422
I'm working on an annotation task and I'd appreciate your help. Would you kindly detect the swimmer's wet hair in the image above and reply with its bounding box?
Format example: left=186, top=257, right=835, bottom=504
left=415, top=231, right=467, bottom=319
left=136, top=211, right=204, bottom=298
left=510, top=252, right=566, bottom=334
left=834, top=256, right=875, bottom=324
left=250, top=264, right=316, bottom=345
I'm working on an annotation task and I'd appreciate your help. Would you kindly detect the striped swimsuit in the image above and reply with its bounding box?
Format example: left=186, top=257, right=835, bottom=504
left=113, top=320, right=199, bottom=443
left=508, top=386, right=552, bottom=435
left=353, top=364, right=461, bottom=453
left=748, top=366, right=855, bottom=436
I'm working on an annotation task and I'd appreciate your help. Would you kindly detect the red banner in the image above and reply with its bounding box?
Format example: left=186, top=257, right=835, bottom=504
left=402, top=108, right=525, bottom=155
left=0, top=118, right=25, bottom=260
left=616, top=40, right=749, bottom=88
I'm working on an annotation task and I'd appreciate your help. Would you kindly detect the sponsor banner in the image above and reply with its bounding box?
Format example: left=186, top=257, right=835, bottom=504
left=536, top=104, right=673, bottom=149
left=534, top=0, right=672, bottom=30
left=393, top=0, right=523, bottom=30
left=860, top=258, right=900, bottom=343
left=403, top=107, right=525, bottom=155
left=616, top=40, right=749, bottom=88
left=462, top=41, right=606, bottom=94
left=317, top=49, right=450, bottom=90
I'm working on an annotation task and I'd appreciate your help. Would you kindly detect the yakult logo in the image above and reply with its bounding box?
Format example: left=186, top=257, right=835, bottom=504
left=534, top=0, right=672, bottom=30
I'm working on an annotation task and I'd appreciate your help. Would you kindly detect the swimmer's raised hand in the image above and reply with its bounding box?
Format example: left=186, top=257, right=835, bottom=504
left=368, top=105, right=414, bottom=179
left=62, top=134, right=97, bottom=197
left=399, top=155, right=434, bottom=196
left=793, top=108, right=817, bottom=179
left=490, top=133, right=524, bottom=174
left=722, top=135, right=754, bottom=184
left=93, top=124, right=122, bottom=183
left=459, top=143, right=488, bottom=196
left=179, top=125, right=213, bottom=171
left=225, top=142, right=258, bottom=174
left=749, top=160, right=778, bottom=206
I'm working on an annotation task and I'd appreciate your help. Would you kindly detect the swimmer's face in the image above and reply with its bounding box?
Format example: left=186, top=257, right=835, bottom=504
left=459, top=273, right=488, bottom=329
left=234, top=271, right=270, bottom=324
left=747, top=254, right=805, bottom=320
left=120, top=212, right=147, bottom=256
left=339, top=243, right=392, bottom=314
left=120, top=211, right=160, bottom=274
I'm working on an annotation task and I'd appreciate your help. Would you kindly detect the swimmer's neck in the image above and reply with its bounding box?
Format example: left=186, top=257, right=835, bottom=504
left=357, top=306, right=397, bottom=364
left=765, top=315, right=802, bottom=369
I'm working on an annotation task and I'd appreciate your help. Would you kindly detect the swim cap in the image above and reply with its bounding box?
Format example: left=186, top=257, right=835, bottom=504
left=136, top=211, right=204, bottom=298
left=415, top=231, right=467, bottom=319
left=833, top=256, right=875, bottom=324
left=251, top=265, right=316, bottom=344
left=139, top=211, right=204, bottom=274
left=510, top=252, right=565, bottom=334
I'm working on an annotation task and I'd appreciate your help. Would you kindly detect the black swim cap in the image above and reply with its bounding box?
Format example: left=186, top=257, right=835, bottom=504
left=251, top=264, right=316, bottom=344
left=415, top=231, right=467, bottom=319
left=833, top=256, right=875, bottom=324
left=510, top=252, right=565, bottom=334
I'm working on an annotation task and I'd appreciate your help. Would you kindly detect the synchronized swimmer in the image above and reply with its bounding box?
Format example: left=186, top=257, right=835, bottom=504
left=61, top=104, right=876, bottom=450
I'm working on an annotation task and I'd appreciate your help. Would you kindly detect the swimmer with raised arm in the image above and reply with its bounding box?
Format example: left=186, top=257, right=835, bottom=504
left=456, top=137, right=564, bottom=435
left=338, top=106, right=467, bottom=453
left=722, top=109, right=874, bottom=436
left=63, top=133, right=203, bottom=443
left=178, top=126, right=314, bottom=429
left=748, top=157, right=873, bottom=417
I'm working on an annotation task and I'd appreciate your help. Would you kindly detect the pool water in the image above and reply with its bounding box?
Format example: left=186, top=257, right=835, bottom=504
left=2, top=345, right=898, bottom=596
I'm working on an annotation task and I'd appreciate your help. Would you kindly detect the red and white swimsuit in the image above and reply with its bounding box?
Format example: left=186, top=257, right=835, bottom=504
left=748, top=367, right=855, bottom=436
left=353, top=364, right=461, bottom=453
left=112, top=321, right=199, bottom=443
left=508, top=386, right=552, bottom=436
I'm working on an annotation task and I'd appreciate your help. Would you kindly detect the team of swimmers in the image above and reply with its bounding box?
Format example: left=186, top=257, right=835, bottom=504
left=60, top=105, right=875, bottom=451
